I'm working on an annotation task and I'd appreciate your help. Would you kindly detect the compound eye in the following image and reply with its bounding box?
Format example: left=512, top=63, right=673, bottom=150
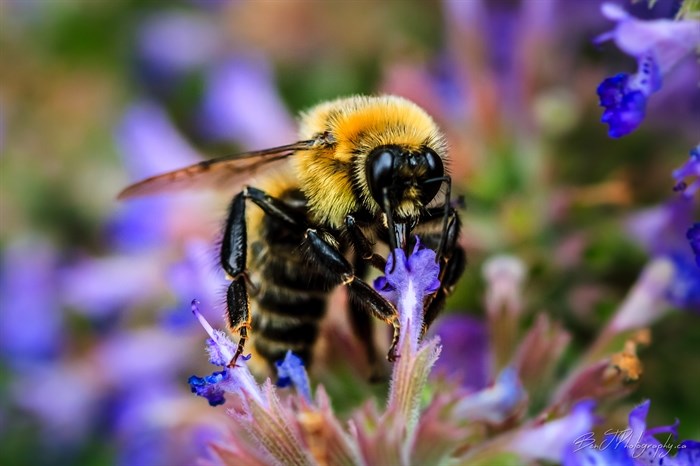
left=366, top=147, right=396, bottom=204
left=420, top=149, right=444, bottom=204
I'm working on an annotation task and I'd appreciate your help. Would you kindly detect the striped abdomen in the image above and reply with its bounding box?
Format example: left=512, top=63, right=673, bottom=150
left=248, top=187, right=337, bottom=366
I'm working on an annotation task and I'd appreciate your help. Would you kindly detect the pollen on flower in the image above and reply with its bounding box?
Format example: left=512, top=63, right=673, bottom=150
left=604, top=337, right=645, bottom=384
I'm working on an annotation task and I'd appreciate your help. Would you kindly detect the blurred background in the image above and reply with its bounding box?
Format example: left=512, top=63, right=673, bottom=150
left=1, top=0, right=698, bottom=465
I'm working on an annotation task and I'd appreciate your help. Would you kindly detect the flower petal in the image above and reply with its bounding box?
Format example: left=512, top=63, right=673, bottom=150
left=275, top=351, right=312, bottom=402
left=453, top=367, right=525, bottom=424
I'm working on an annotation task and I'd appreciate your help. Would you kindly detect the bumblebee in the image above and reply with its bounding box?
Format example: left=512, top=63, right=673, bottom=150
left=119, top=95, right=465, bottom=373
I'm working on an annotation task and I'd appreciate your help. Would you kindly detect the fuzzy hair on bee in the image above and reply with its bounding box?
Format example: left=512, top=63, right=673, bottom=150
left=293, top=96, right=448, bottom=229
left=118, top=95, right=466, bottom=377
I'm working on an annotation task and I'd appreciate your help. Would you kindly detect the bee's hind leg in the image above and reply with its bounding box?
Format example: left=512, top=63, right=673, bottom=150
left=221, top=186, right=308, bottom=367
left=304, top=229, right=401, bottom=363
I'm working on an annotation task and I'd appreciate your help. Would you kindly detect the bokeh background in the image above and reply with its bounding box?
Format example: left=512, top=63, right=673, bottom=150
left=1, top=0, right=698, bottom=465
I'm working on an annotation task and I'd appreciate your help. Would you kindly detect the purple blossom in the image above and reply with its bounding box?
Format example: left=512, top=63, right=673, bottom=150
left=59, top=255, right=164, bottom=321
left=566, top=400, right=699, bottom=466
left=595, top=3, right=700, bottom=138
left=688, top=223, right=700, bottom=268
left=608, top=258, right=675, bottom=333
left=134, top=11, right=222, bottom=91
left=666, top=254, right=700, bottom=313
left=111, top=101, right=202, bottom=251
left=510, top=400, right=597, bottom=463
left=198, top=57, right=296, bottom=149
left=597, top=4, right=700, bottom=74
left=0, top=240, right=63, bottom=367
left=430, top=314, right=490, bottom=391
left=188, top=301, right=263, bottom=407
left=374, top=239, right=441, bottom=353
left=10, top=362, right=100, bottom=444
left=597, top=54, right=661, bottom=138
left=116, top=101, right=201, bottom=182
left=626, top=196, right=694, bottom=257
left=453, top=367, right=525, bottom=424
left=164, top=240, right=227, bottom=328
left=275, top=351, right=312, bottom=402
left=188, top=371, right=229, bottom=407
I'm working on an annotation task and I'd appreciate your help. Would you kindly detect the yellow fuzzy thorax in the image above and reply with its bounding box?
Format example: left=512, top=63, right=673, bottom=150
left=293, top=95, right=448, bottom=229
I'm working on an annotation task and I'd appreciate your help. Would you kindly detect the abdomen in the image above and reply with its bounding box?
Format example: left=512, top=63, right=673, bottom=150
left=248, top=183, right=336, bottom=367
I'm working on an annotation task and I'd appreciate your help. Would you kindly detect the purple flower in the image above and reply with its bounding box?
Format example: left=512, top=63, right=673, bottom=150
left=510, top=400, right=597, bottom=463
left=374, top=239, right=441, bottom=353
left=198, top=57, right=296, bottom=149
left=453, top=367, right=525, bottom=424
left=164, top=240, right=228, bottom=328
left=10, top=362, right=100, bottom=444
left=627, top=196, right=694, bottom=257
left=59, top=255, right=163, bottom=319
left=116, top=101, right=201, bottom=181
left=111, top=101, right=202, bottom=251
left=596, top=3, right=700, bottom=137
left=596, top=53, right=661, bottom=138
left=597, top=4, right=700, bottom=74
left=430, top=314, right=490, bottom=391
left=134, top=11, right=222, bottom=91
left=566, top=400, right=698, bottom=466
left=187, top=301, right=263, bottom=407
left=0, top=240, right=63, bottom=367
left=688, top=223, right=700, bottom=268
left=607, top=258, right=675, bottom=333
left=666, top=254, right=700, bottom=313
left=275, top=351, right=312, bottom=402
left=673, top=145, right=700, bottom=198
left=188, top=371, right=229, bottom=407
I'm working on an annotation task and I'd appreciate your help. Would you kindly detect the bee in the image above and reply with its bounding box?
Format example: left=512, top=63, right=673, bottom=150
left=119, top=95, right=465, bottom=374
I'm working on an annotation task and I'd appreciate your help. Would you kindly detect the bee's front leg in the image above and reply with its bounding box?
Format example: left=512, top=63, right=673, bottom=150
left=304, top=229, right=401, bottom=362
left=345, top=215, right=386, bottom=272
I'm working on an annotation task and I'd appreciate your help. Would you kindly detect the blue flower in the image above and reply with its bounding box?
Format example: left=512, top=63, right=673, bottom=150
left=597, top=58, right=660, bottom=138
left=187, top=301, right=263, bottom=407
left=510, top=400, right=597, bottom=463
left=453, top=367, right=525, bottom=424
left=197, top=56, right=295, bottom=149
left=565, top=400, right=698, bottom=466
left=111, top=101, right=201, bottom=252
left=134, top=11, right=222, bottom=92
left=374, top=239, right=441, bottom=352
left=275, top=351, right=312, bottom=402
left=688, top=223, right=700, bottom=268
left=430, top=314, right=490, bottom=391
left=595, top=3, right=700, bottom=138
left=666, top=254, right=700, bottom=313
left=188, top=371, right=228, bottom=407
left=0, top=240, right=63, bottom=367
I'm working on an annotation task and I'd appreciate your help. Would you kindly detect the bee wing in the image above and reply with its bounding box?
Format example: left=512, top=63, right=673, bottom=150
left=117, top=140, right=315, bottom=199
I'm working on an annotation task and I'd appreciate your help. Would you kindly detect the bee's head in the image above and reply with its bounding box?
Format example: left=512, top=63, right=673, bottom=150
left=366, top=144, right=445, bottom=249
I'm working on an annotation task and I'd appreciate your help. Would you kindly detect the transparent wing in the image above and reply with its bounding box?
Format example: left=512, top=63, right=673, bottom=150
left=117, top=140, right=315, bottom=199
